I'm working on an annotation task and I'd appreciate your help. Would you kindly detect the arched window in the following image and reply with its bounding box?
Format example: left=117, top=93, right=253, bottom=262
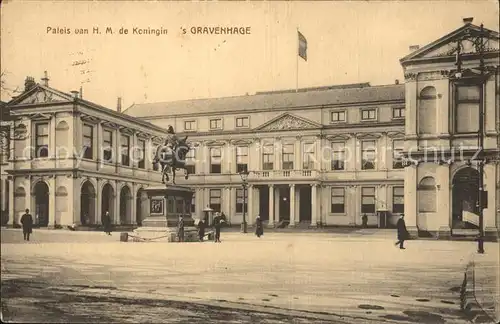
left=418, top=86, right=437, bottom=135
left=418, top=176, right=436, bottom=212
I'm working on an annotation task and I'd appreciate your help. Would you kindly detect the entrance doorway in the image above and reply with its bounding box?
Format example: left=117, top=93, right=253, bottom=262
left=259, top=186, right=269, bottom=221
left=299, top=186, right=312, bottom=222
left=120, top=186, right=132, bottom=225
left=102, top=183, right=114, bottom=221
left=34, top=181, right=49, bottom=227
left=81, top=181, right=96, bottom=225
left=136, top=189, right=144, bottom=226
left=452, top=167, right=480, bottom=228
left=278, top=187, right=290, bottom=221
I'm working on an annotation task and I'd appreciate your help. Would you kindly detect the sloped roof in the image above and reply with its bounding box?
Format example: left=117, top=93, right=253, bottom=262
left=124, top=84, right=405, bottom=118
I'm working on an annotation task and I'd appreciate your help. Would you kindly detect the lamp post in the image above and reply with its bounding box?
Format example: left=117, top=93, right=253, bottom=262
left=453, top=23, right=488, bottom=254
left=239, top=168, right=250, bottom=233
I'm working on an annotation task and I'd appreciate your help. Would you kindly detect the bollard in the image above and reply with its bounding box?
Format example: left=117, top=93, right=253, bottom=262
left=120, top=232, right=128, bottom=242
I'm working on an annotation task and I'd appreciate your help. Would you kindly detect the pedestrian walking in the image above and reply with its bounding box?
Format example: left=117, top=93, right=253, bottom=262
left=177, top=215, right=185, bottom=242
left=361, top=213, right=368, bottom=228
left=20, top=209, right=33, bottom=241
left=197, top=218, right=206, bottom=242
left=395, top=214, right=409, bottom=249
left=213, top=212, right=223, bottom=243
left=255, top=215, right=264, bottom=238
left=102, top=211, right=112, bottom=235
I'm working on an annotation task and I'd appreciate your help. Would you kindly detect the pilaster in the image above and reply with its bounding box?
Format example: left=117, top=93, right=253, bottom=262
left=114, top=180, right=120, bottom=224
left=116, top=130, right=122, bottom=165
left=48, top=176, right=56, bottom=227
left=274, top=186, right=280, bottom=221
left=315, top=135, right=321, bottom=170
left=483, top=163, right=497, bottom=230
left=97, top=122, right=103, bottom=162
left=268, top=184, right=275, bottom=227
left=8, top=178, right=14, bottom=226
left=146, top=138, right=153, bottom=171
left=437, top=163, right=451, bottom=236
left=289, top=184, right=296, bottom=226
left=352, top=185, right=360, bottom=225
left=294, top=136, right=301, bottom=171
left=202, top=144, right=210, bottom=174
left=247, top=184, right=254, bottom=225
left=274, top=138, right=282, bottom=170
left=405, top=79, right=418, bottom=136
left=96, top=178, right=102, bottom=224
left=49, top=114, right=57, bottom=158
left=404, top=165, right=418, bottom=236
left=131, top=183, right=137, bottom=225
left=131, top=132, right=138, bottom=168
left=311, top=184, right=318, bottom=227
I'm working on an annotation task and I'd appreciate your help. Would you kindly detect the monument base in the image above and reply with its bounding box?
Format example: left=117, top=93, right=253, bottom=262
left=132, top=226, right=199, bottom=242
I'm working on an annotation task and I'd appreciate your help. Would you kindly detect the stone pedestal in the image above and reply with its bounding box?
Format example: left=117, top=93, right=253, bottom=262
left=132, top=185, right=198, bottom=242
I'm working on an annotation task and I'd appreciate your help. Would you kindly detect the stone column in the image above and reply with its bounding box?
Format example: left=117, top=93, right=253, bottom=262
left=436, top=163, right=451, bottom=238
left=294, top=137, right=301, bottom=170
left=484, top=163, right=498, bottom=235
left=404, top=165, right=418, bottom=236
left=96, top=178, right=102, bottom=224
left=268, top=184, right=274, bottom=227
left=289, top=184, right=296, bottom=227
left=8, top=177, right=14, bottom=226
left=295, top=186, right=301, bottom=222
left=352, top=185, right=360, bottom=225
left=195, top=188, right=204, bottom=220
left=274, top=186, right=280, bottom=221
left=114, top=181, right=120, bottom=224
left=25, top=177, right=32, bottom=216
left=311, top=184, right=318, bottom=227
left=48, top=176, right=56, bottom=227
left=247, top=184, right=254, bottom=225
left=131, top=183, right=137, bottom=225
left=253, top=186, right=260, bottom=219
left=49, top=114, right=57, bottom=158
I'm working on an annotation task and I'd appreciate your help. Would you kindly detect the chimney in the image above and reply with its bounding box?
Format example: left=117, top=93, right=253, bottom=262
left=79, top=86, right=83, bottom=99
left=463, top=17, right=473, bottom=25
left=70, top=90, right=79, bottom=99
left=24, top=76, right=36, bottom=92
left=409, top=45, right=420, bottom=52
left=395, top=79, right=400, bottom=85
left=117, top=97, right=122, bottom=113
left=41, top=71, right=49, bottom=87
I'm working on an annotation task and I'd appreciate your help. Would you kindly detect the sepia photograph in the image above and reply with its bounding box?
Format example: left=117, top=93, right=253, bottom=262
left=0, top=0, right=499, bottom=323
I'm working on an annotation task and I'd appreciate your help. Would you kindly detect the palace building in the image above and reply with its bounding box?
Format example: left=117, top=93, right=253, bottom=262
left=1, top=21, right=499, bottom=238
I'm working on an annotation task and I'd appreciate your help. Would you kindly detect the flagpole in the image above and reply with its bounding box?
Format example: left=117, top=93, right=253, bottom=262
left=296, top=27, right=299, bottom=93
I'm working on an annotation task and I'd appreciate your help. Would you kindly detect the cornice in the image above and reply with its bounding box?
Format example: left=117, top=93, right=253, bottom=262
left=325, top=134, right=351, bottom=141
left=356, top=132, right=383, bottom=140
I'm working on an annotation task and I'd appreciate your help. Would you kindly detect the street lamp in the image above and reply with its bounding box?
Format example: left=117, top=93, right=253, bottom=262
left=239, top=168, right=250, bottom=233
left=453, top=23, right=488, bottom=254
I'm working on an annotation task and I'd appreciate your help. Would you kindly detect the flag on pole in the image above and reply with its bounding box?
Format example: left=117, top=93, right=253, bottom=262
left=298, top=31, right=307, bottom=61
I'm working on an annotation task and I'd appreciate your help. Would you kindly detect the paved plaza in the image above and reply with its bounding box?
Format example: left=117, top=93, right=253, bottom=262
left=1, top=228, right=498, bottom=323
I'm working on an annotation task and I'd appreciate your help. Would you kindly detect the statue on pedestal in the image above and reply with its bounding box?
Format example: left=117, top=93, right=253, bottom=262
left=153, top=125, right=191, bottom=184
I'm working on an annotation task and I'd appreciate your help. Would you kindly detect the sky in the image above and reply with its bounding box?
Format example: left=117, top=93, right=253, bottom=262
left=1, top=0, right=498, bottom=110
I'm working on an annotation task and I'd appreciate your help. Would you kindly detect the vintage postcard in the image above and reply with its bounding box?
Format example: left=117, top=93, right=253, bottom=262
left=1, top=0, right=499, bottom=323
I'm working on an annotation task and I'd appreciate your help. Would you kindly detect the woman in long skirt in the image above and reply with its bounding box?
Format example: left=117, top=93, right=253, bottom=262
left=255, top=215, right=264, bottom=238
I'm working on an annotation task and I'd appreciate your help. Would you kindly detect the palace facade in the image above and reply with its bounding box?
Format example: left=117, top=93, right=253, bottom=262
left=1, top=21, right=499, bottom=237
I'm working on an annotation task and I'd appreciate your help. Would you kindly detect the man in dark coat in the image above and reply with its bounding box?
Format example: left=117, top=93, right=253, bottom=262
left=197, top=218, right=206, bottom=242
left=102, top=211, right=112, bottom=235
left=213, top=212, right=223, bottom=243
left=255, top=215, right=264, bottom=238
left=20, top=209, right=33, bottom=241
left=177, top=215, right=185, bottom=242
left=395, top=214, right=409, bottom=249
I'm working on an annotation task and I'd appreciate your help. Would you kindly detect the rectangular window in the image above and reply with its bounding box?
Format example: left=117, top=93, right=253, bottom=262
left=236, top=117, right=249, bottom=128
left=330, top=111, right=346, bottom=122
left=262, top=144, right=274, bottom=170
left=35, top=123, right=49, bottom=158
left=138, top=139, right=146, bottom=169
left=361, top=187, right=376, bottom=213
left=236, top=146, right=248, bottom=173
left=209, top=189, right=221, bottom=212
left=331, top=188, right=345, bottom=213
left=282, top=144, right=294, bottom=170
left=210, top=147, right=222, bottom=174
left=392, top=186, right=404, bottom=213
left=361, top=108, right=377, bottom=121
left=302, top=143, right=315, bottom=170
left=103, top=130, right=113, bottom=162
left=392, top=140, right=404, bottom=169
left=392, top=107, right=405, bottom=119
left=331, top=142, right=345, bottom=170
left=361, top=140, right=376, bottom=170
left=210, top=119, right=222, bottom=130
left=191, top=193, right=196, bottom=213
left=82, top=124, right=94, bottom=159
left=184, top=120, right=196, bottom=131
left=236, top=188, right=247, bottom=213
left=121, top=134, right=130, bottom=166
left=185, top=147, right=196, bottom=174
left=455, top=85, right=480, bottom=133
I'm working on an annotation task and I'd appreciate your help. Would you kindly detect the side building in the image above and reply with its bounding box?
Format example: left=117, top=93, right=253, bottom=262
left=1, top=76, right=166, bottom=228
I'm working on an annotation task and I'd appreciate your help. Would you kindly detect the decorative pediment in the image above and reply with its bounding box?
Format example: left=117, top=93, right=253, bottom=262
left=356, top=132, right=382, bottom=139
left=136, top=131, right=151, bottom=139
left=229, top=139, right=253, bottom=146
left=401, top=24, right=499, bottom=65
left=10, top=86, right=72, bottom=106
left=119, top=126, right=135, bottom=136
left=102, top=121, right=119, bottom=129
left=28, top=112, right=52, bottom=120
left=325, top=134, right=351, bottom=141
left=387, top=131, right=405, bottom=139
left=81, top=114, right=100, bottom=123
left=255, top=113, right=322, bottom=131
left=204, top=140, right=226, bottom=147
